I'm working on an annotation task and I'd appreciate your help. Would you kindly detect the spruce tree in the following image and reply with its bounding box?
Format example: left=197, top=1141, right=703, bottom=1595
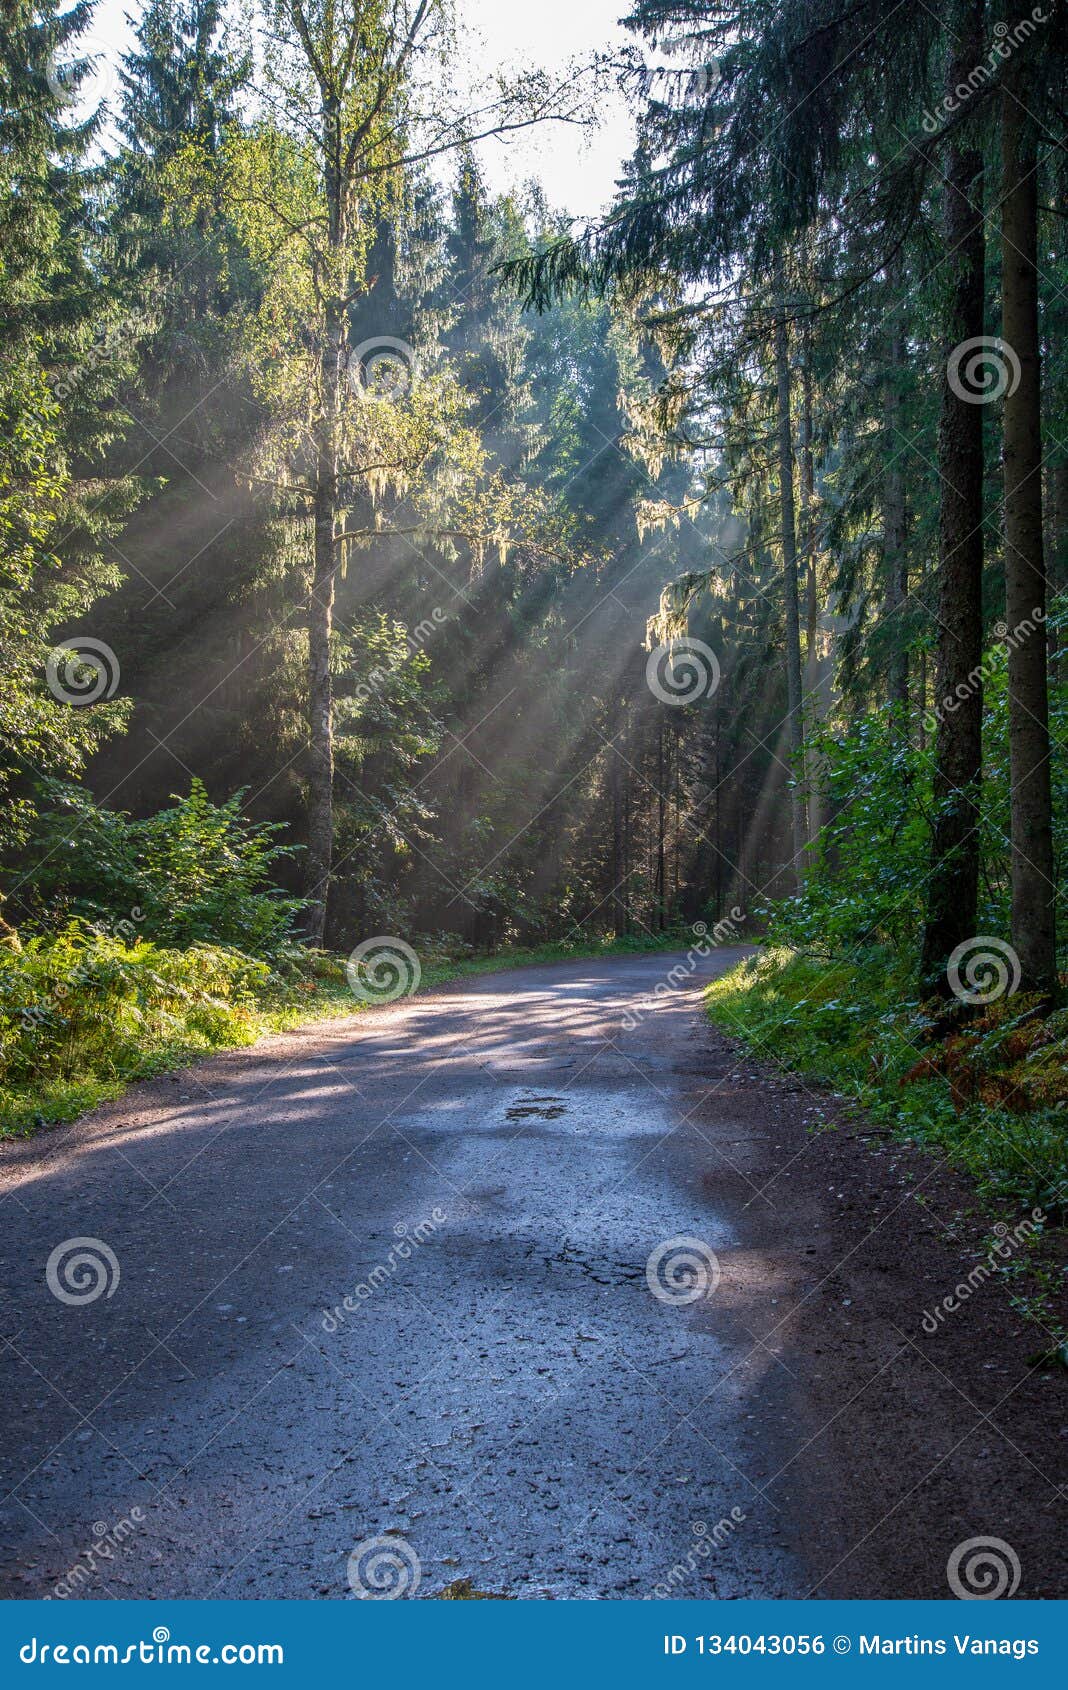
left=0, top=2, right=139, bottom=915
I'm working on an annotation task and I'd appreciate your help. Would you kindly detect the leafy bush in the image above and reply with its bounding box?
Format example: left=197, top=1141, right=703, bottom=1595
left=765, top=611, right=1068, bottom=963
left=0, top=925, right=706, bottom=1138
left=0, top=924, right=270, bottom=1112
left=707, top=947, right=1068, bottom=1213
left=706, top=624, right=1068, bottom=1221
left=21, top=780, right=305, bottom=957
left=759, top=714, right=932, bottom=955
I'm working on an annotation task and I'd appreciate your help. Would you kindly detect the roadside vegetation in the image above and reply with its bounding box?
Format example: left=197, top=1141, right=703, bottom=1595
left=708, top=948, right=1068, bottom=1216
left=706, top=621, right=1068, bottom=1221
left=0, top=783, right=695, bottom=1139
left=4, top=0, right=1068, bottom=1226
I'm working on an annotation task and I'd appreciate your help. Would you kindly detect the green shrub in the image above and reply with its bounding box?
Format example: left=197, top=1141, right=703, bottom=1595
left=0, top=924, right=270, bottom=1089
left=766, top=716, right=932, bottom=954
left=21, top=779, right=305, bottom=956
left=707, top=947, right=1068, bottom=1213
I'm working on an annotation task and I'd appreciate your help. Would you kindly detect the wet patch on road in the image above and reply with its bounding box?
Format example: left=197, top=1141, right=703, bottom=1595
left=505, top=1095, right=567, bottom=1121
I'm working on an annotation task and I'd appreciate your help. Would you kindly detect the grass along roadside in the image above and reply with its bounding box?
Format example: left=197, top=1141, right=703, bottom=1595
left=0, top=926, right=695, bottom=1141
left=705, top=946, right=1068, bottom=1345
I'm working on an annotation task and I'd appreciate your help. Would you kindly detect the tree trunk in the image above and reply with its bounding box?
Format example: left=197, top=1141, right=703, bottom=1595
left=611, top=698, right=627, bottom=937
left=1045, top=153, right=1068, bottom=683
left=883, top=285, right=909, bottom=711
left=712, top=706, right=723, bottom=920
left=1002, top=78, right=1057, bottom=996
left=656, top=712, right=666, bottom=930
left=801, top=331, right=823, bottom=841
left=919, top=0, right=986, bottom=992
left=304, top=76, right=346, bottom=942
left=672, top=713, right=681, bottom=915
left=305, top=471, right=337, bottom=945
left=1051, top=459, right=1068, bottom=595
left=773, top=258, right=806, bottom=882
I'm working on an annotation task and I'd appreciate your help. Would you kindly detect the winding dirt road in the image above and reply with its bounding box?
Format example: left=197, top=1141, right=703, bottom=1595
left=0, top=949, right=1063, bottom=1599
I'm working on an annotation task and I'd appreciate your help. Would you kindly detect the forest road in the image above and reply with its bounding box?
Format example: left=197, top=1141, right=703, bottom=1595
left=0, top=947, right=1062, bottom=1600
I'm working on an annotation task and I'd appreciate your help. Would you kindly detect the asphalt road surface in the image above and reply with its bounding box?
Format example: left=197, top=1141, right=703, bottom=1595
left=0, top=949, right=1060, bottom=1600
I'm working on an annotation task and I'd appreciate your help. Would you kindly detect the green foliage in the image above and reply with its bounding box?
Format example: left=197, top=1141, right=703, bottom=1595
left=767, top=714, right=931, bottom=952
left=117, top=0, right=248, bottom=159
left=707, top=948, right=1068, bottom=1215
left=0, top=924, right=699, bottom=1139
left=726, top=613, right=1068, bottom=1217
left=23, top=780, right=306, bottom=955
left=765, top=605, right=1068, bottom=964
left=976, top=613, right=1068, bottom=937
left=763, top=601, right=1068, bottom=959
left=0, top=923, right=268, bottom=1083
left=0, top=357, right=131, bottom=859
left=0, top=923, right=270, bottom=1132
left=0, top=0, right=143, bottom=871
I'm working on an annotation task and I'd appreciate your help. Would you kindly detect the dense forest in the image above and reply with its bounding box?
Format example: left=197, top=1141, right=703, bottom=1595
left=1, top=0, right=1066, bottom=1209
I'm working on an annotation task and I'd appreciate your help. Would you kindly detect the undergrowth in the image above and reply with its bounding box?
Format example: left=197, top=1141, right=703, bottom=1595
left=0, top=924, right=695, bottom=1139
left=705, top=946, right=1068, bottom=1219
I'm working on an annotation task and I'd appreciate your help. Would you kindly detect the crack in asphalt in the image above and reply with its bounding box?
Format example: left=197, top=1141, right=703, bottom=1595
left=0, top=947, right=818, bottom=1600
